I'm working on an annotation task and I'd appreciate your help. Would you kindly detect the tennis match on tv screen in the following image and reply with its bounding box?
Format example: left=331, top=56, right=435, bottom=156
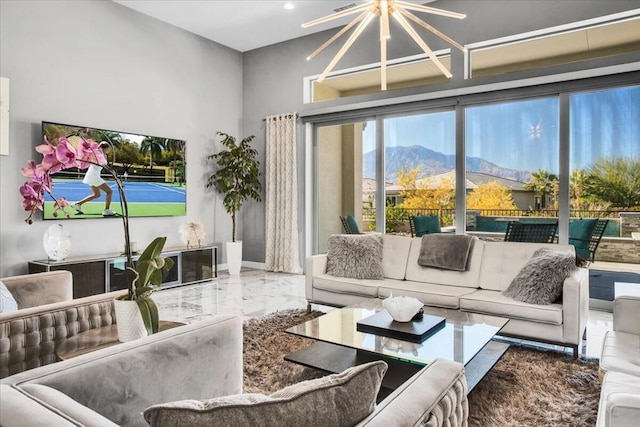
left=41, top=121, right=186, bottom=220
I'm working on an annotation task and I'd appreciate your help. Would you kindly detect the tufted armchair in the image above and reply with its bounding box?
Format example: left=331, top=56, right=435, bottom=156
left=0, top=286, right=124, bottom=379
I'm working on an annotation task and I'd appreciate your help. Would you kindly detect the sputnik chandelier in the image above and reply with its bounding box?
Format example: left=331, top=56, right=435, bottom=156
left=303, top=0, right=466, bottom=90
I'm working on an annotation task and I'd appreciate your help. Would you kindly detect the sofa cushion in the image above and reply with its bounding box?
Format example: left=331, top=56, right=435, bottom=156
left=326, top=234, right=384, bottom=280
left=314, top=274, right=384, bottom=297
left=0, top=384, right=84, bottom=427
left=600, top=330, right=640, bottom=377
left=144, top=361, right=387, bottom=427
left=503, top=248, right=576, bottom=305
left=405, top=237, right=484, bottom=288
left=478, top=242, right=574, bottom=292
left=19, top=384, right=119, bottom=426
left=1, top=271, right=73, bottom=310
left=0, top=281, right=18, bottom=313
left=459, top=290, right=563, bottom=325
left=382, top=234, right=412, bottom=280
left=378, top=281, right=477, bottom=309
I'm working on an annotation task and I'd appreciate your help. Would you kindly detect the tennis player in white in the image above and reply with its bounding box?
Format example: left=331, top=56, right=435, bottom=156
left=71, top=141, right=116, bottom=216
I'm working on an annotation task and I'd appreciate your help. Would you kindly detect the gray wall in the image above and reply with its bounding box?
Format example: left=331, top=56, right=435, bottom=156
left=242, top=0, right=640, bottom=263
left=0, top=0, right=243, bottom=276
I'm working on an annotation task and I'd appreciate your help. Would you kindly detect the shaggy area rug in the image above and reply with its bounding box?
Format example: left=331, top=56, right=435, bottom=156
left=243, top=310, right=601, bottom=426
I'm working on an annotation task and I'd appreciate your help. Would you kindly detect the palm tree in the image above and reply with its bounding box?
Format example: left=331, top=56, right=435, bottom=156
left=524, top=169, right=558, bottom=210
left=570, top=169, right=587, bottom=209
left=584, top=157, right=640, bottom=208
left=164, top=139, right=186, bottom=183
left=140, top=137, right=165, bottom=177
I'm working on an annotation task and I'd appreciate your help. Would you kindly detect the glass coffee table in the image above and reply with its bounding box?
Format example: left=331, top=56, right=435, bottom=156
left=285, top=299, right=509, bottom=396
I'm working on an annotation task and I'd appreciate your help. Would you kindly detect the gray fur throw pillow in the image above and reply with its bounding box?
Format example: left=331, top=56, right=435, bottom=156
left=503, top=248, right=576, bottom=305
left=326, top=234, right=384, bottom=280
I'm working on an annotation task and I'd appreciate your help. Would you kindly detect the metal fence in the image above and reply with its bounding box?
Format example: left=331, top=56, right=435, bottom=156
left=363, top=207, right=622, bottom=220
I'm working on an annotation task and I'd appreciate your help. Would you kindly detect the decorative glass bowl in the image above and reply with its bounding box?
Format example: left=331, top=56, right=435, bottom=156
left=42, top=224, right=71, bottom=262
left=382, top=295, right=424, bottom=322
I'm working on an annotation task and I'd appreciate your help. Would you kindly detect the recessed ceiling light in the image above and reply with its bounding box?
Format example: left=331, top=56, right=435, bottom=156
left=284, top=3, right=295, bottom=10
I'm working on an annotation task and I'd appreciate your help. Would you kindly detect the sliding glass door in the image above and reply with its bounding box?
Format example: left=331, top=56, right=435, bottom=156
left=316, top=121, right=374, bottom=253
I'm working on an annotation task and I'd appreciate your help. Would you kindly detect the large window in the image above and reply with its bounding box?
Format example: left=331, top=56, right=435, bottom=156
left=465, top=98, right=560, bottom=233
left=382, top=112, right=456, bottom=235
left=310, top=84, right=640, bottom=256
left=569, top=85, right=640, bottom=237
left=469, top=16, right=640, bottom=78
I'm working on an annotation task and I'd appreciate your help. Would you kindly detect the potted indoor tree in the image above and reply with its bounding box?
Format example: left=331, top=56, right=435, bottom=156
left=206, top=131, right=262, bottom=276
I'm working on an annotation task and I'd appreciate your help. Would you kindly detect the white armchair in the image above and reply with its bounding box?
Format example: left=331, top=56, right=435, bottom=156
left=597, top=296, right=640, bottom=427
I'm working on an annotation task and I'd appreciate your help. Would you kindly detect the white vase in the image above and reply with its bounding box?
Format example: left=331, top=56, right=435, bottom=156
left=114, top=299, right=148, bottom=342
left=226, top=241, right=242, bottom=276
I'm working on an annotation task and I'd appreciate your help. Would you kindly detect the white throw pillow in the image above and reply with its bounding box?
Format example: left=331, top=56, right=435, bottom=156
left=0, top=280, right=18, bottom=313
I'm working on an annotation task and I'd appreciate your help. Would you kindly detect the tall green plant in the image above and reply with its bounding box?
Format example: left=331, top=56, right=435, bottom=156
left=584, top=157, right=640, bottom=208
left=206, top=131, right=262, bottom=242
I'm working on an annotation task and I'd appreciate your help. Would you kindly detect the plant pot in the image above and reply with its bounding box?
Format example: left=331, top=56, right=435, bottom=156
left=226, top=241, right=242, bottom=276
left=114, top=299, right=148, bottom=342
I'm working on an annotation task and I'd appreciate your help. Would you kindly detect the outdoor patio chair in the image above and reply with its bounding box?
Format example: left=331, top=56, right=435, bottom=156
left=339, top=215, right=362, bottom=234
left=410, top=215, right=442, bottom=237
left=504, top=221, right=558, bottom=243
left=569, top=218, right=609, bottom=262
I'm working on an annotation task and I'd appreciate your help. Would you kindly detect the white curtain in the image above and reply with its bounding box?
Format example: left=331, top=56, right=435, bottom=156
left=265, top=113, right=302, bottom=274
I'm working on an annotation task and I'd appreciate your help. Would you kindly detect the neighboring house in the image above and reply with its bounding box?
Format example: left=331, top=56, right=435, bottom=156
left=362, top=178, right=404, bottom=206
left=374, top=171, right=536, bottom=211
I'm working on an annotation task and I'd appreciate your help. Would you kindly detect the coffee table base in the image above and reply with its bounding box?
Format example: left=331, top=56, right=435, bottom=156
left=285, top=340, right=510, bottom=398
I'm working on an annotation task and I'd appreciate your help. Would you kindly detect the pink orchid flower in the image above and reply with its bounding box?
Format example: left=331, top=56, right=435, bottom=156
left=76, top=138, right=104, bottom=169
left=20, top=160, right=53, bottom=192
left=20, top=181, right=44, bottom=212
left=55, top=138, right=77, bottom=168
left=36, top=137, right=60, bottom=173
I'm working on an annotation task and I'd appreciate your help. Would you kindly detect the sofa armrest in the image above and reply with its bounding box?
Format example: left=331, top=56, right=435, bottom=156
left=357, top=358, right=468, bottom=426
left=561, top=267, right=589, bottom=347
left=305, top=254, right=327, bottom=301
left=2, top=316, right=243, bottom=426
left=613, top=296, right=640, bottom=335
left=596, top=371, right=640, bottom=427
left=1, top=271, right=73, bottom=310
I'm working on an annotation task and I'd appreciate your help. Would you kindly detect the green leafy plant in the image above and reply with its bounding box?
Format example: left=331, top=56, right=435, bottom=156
left=117, top=236, right=174, bottom=335
left=206, top=131, right=262, bottom=241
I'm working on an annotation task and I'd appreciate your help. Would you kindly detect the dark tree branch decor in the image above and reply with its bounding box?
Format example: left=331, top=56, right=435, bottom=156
left=206, top=131, right=262, bottom=242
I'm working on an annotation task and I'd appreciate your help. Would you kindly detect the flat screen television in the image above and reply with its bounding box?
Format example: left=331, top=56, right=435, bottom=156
left=41, top=121, right=186, bottom=220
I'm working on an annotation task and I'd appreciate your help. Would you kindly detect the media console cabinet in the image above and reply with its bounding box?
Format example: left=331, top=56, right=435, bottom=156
left=29, top=246, right=217, bottom=298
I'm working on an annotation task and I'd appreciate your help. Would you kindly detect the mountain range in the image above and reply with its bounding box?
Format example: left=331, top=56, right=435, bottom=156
left=363, top=145, right=532, bottom=183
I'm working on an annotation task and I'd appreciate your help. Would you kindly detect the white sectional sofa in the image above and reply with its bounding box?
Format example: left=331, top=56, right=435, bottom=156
left=306, top=234, right=589, bottom=356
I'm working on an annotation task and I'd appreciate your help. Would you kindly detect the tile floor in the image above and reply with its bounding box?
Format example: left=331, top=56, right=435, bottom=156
left=153, top=269, right=613, bottom=360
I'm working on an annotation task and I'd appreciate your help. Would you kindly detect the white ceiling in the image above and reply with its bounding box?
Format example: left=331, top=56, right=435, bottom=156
left=113, top=0, right=430, bottom=52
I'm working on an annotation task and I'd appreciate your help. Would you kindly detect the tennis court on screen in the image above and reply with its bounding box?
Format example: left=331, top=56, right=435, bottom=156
left=43, top=176, right=186, bottom=219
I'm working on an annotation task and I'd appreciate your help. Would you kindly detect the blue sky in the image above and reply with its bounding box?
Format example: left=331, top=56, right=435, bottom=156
left=362, top=85, right=640, bottom=173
